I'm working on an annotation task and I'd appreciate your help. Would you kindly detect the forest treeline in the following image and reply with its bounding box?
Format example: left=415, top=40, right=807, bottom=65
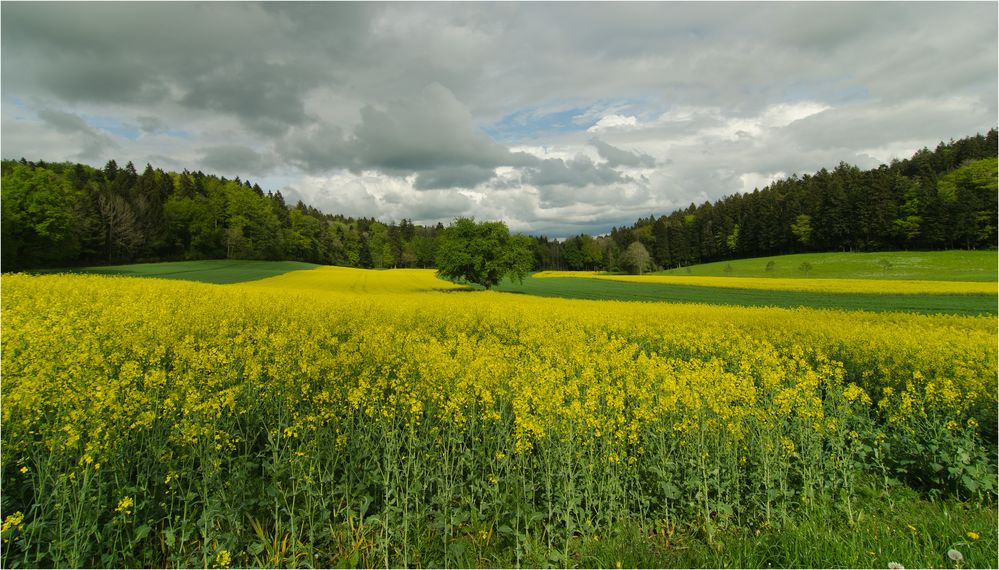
left=1, top=129, right=996, bottom=273
left=1, top=159, right=443, bottom=272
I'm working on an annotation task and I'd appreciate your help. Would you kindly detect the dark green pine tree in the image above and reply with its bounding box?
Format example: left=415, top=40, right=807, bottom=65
left=359, top=235, right=373, bottom=268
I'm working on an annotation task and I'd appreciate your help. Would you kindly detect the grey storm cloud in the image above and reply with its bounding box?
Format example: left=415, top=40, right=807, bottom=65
left=136, top=116, right=165, bottom=135
left=35, top=107, right=117, bottom=161
left=589, top=138, right=656, bottom=168
left=282, top=82, right=557, bottom=189
left=181, top=62, right=318, bottom=136
left=413, top=165, right=498, bottom=191
left=198, top=145, right=275, bottom=178
left=347, top=83, right=519, bottom=173
left=2, top=1, right=995, bottom=236
left=2, top=2, right=330, bottom=133
left=524, top=155, right=627, bottom=189
left=36, top=108, right=95, bottom=135
left=780, top=98, right=995, bottom=154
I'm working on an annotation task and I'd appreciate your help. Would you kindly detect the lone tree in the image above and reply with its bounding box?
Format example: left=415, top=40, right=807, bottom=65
left=619, top=241, right=652, bottom=274
left=435, top=217, right=533, bottom=289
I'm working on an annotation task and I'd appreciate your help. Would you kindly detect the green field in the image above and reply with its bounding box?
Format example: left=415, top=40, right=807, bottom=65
left=64, top=259, right=319, bottom=284
left=654, top=250, right=998, bottom=281
left=496, top=275, right=997, bottom=315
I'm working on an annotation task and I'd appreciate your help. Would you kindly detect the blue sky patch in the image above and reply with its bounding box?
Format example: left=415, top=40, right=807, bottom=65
left=483, top=104, right=595, bottom=142
left=483, top=97, right=659, bottom=143
left=80, top=114, right=141, bottom=141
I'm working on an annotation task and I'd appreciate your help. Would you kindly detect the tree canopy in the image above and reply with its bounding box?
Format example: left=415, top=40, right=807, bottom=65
left=435, top=218, right=533, bottom=289
left=619, top=241, right=652, bottom=274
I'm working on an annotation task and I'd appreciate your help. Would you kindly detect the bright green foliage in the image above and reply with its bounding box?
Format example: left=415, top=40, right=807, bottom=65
left=937, top=158, right=997, bottom=203
left=619, top=241, right=652, bottom=274
left=223, top=181, right=282, bottom=259
left=935, top=158, right=999, bottom=247
left=435, top=218, right=533, bottom=289
left=0, top=162, right=80, bottom=269
left=284, top=209, right=321, bottom=260
left=791, top=214, right=813, bottom=246
left=726, top=223, right=741, bottom=252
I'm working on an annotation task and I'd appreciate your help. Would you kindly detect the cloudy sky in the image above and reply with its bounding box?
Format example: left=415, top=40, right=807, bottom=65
left=2, top=2, right=996, bottom=237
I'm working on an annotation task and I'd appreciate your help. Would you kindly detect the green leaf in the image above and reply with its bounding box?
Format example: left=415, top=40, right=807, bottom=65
left=135, top=524, right=151, bottom=541
left=961, top=474, right=979, bottom=492
left=448, top=540, right=466, bottom=560
left=163, top=528, right=175, bottom=548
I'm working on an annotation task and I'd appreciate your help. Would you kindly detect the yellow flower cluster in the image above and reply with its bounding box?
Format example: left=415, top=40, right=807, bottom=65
left=1, top=512, right=24, bottom=534
left=115, top=497, right=134, bottom=515
left=534, top=271, right=997, bottom=295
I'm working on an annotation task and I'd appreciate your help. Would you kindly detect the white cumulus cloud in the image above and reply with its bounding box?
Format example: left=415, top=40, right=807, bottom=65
left=587, top=114, right=639, bottom=133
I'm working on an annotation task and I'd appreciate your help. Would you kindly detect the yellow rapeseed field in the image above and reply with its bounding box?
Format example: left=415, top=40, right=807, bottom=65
left=246, top=265, right=468, bottom=294
left=534, top=270, right=999, bottom=295
left=2, top=268, right=995, bottom=567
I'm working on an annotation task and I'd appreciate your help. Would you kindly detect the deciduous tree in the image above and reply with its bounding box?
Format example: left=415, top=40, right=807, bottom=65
left=435, top=218, right=533, bottom=289
left=619, top=241, right=652, bottom=274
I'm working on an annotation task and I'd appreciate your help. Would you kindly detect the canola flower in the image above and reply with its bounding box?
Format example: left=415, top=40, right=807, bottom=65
left=533, top=270, right=998, bottom=295
left=115, top=497, right=134, bottom=515
left=1, top=269, right=995, bottom=568
left=1, top=512, right=24, bottom=534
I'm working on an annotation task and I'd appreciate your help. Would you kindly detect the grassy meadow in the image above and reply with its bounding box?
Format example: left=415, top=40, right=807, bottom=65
left=67, top=259, right=321, bottom=284
left=498, top=276, right=997, bottom=316
left=652, top=250, right=998, bottom=281
left=2, top=254, right=997, bottom=568
left=533, top=271, right=997, bottom=295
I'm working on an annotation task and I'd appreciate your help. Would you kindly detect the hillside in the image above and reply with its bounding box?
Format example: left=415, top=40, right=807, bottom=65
left=68, top=259, right=319, bottom=285
left=651, top=250, right=998, bottom=281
